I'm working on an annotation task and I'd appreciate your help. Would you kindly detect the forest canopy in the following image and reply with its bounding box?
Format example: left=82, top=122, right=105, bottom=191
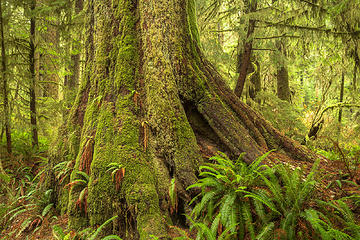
left=1, top=0, right=360, bottom=239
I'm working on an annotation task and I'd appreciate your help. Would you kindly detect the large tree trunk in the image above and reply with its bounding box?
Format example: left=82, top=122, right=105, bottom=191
left=52, top=0, right=323, bottom=239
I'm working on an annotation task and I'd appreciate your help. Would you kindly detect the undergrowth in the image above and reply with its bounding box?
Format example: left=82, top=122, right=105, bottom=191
left=187, top=151, right=360, bottom=240
left=1, top=130, right=360, bottom=239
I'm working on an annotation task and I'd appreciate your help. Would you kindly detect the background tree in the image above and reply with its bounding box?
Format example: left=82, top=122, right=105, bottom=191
left=0, top=0, right=11, bottom=154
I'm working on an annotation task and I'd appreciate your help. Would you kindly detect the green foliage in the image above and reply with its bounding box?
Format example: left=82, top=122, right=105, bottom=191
left=67, top=171, right=89, bottom=214
left=189, top=152, right=360, bottom=239
left=0, top=186, right=55, bottom=237
left=188, top=151, right=274, bottom=239
left=169, top=178, right=177, bottom=214
left=106, top=163, right=125, bottom=191
left=52, top=215, right=122, bottom=240
left=54, top=160, right=74, bottom=184
left=1, top=129, right=49, bottom=157
left=252, top=91, right=307, bottom=141
left=316, top=142, right=360, bottom=179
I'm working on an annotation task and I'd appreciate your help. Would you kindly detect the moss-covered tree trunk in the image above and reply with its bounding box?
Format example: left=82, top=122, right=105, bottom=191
left=53, top=0, right=323, bottom=239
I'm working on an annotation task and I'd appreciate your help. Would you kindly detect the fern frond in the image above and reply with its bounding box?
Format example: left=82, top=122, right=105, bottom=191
left=220, top=192, right=236, bottom=227
left=255, top=222, right=275, bottom=240
left=243, top=191, right=281, bottom=215
left=76, top=171, right=90, bottom=182
left=242, top=201, right=255, bottom=240
left=88, top=215, right=118, bottom=240
left=280, top=211, right=296, bottom=239
left=249, top=150, right=275, bottom=172
left=257, top=171, right=285, bottom=213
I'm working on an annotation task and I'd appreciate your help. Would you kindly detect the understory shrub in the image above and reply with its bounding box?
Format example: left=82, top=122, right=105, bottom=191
left=188, top=152, right=360, bottom=240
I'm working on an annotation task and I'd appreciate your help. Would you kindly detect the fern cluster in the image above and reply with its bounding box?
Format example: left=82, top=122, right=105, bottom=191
left=188, top=151, right=274, bottom=239
left=188, top=152, right=360, bottom=240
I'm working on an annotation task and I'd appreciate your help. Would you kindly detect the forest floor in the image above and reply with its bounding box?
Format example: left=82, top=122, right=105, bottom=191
left=267, top=151, right=360, bottom=202
left=1, top=146, right=360, bottom=239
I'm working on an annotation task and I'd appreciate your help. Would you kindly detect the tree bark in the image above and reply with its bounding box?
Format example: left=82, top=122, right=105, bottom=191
left=0, top=0, right=11, bottom=154
left=64, top=0, right=83, bottom=110
left=234, top=0, right=257, bottom=98
left=52, top=0, right=323, bottom=239
left=338, top=73, right=345, bottom=124
left=248, top=60, right=261, bottom=101
left=29, top=0, right=38, bottom=148
left=39, top=0, right=60, bottom=99
left=277, top=65, right=291, bottom=101
left=353, top=50, right=358, bottom=93
left=69, top=0, right=83, bottom=90
left=276, top=41, right=291, bottom=102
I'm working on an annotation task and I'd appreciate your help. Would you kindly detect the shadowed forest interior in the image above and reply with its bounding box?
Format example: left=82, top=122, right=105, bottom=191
left=1, top=0, right=360, bottom=239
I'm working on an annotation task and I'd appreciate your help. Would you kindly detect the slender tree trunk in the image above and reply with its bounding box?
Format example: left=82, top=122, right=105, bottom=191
left=338, top=73, right=345, bottom=125
left=234, top=0, right=257, bottom=98
left=353, top=45, right=358, bottom=93
left=51, top=0, right=324, bottom=239
left=248, top=60, right=261, bottom=101
left=64, top=0, right=83, bottom=107
left=276, top=40, right=291, bottom=102
left=277, top=65, right=291, bottom=101
left=353, top=54, right=358, bottom=98
left=29, top=0, right=38, bottom=148
left=0, top=0, right=11, bottom=154
left=40, top=0, right=59, bottom=99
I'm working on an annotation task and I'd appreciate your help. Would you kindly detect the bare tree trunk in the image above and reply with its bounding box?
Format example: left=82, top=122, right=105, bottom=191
left=0, top=0, right=11, bottom=154
left=29, top=0, right=38, bottom=148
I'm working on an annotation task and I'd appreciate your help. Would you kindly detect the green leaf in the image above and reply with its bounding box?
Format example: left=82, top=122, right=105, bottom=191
left=88, top=215, right=118, bottom=240
left=101, top=235, right=123, bottom=240
left=42, top=203, right=53, bottom=217
left=256, top=222, right=275, bottom=240
left=52, top=225, right=66, bottom=240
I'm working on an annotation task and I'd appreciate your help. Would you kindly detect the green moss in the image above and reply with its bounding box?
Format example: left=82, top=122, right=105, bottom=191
left=68, top=126, right=81, bottom=158
left=65, top=0, right=209, bottom=238
left=67, top=1, right=168, bottom=237
left=187, top=0, right=200, bottom=45
left=127, top=184, right=167, bottom=240
left=173, top=114, right=202, bottom=176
